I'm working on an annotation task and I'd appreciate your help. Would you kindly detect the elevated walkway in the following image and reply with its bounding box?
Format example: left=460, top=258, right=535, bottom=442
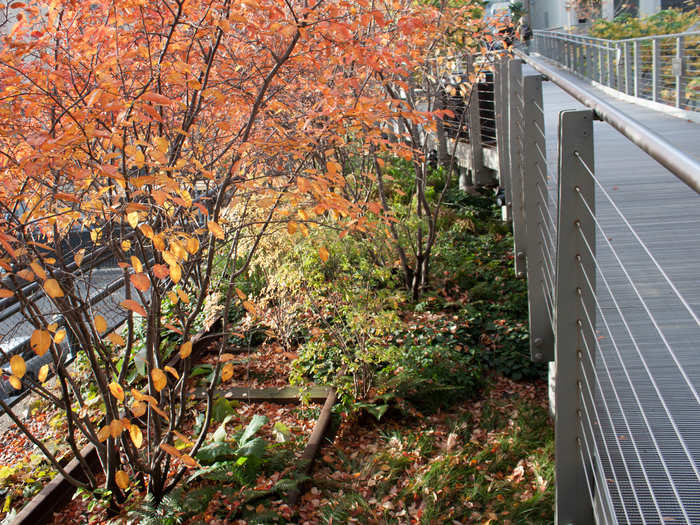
left=496, top=51, right=700, bottom=523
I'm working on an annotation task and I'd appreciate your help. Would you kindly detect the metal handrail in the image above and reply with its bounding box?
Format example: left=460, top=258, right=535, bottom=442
left=532, top=29, right=700, bottom=113
left=535, top=29, right=700, bottom=43
left=496, top=51, right=700, bottom=524
left=514, top=49, right=700, bottom=194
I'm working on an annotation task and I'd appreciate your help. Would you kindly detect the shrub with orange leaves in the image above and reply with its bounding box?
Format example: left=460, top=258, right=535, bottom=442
left=0, top=0, right=486, bottom=508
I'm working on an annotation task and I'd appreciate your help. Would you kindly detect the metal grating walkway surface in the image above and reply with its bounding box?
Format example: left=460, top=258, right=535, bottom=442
left=531, top=63, right=700, bottom=524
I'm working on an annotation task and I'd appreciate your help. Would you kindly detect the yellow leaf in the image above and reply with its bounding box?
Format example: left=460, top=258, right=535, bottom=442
left=207, top=221, right=225, bottom=240
left=319, top=246, right=329, bottom=263
left=298, top=209, right=309, bottom=221
left=154, top=135, right=169, bottom=153
left=131, top=389, right=145, bottom=401
left=97, top=425, right=111, bottom=442
left=130, top=256, right=143, bottom=273
left=94, top=314, right=107, bottom=334
left=120, top=240, right=131, bottom=252
left=30, top=329, right=52, bottom=356
left=109, top=381, right=125, bottom=402
left=151, top=404, right=169, bottom=421
left=30, top=262, right=47, bottom=280
left=38, top=364, right=49, bottom=383
left=131, top=401, right=147, bottom=418
left=129, top=425, right=143, bottom=448
left=160, top=443, right=181, bottom=458
left=171, top=431, right=191, bottom=446
left=54, top=329, right=66, bottom=344
left=120, top=300, right=147, bottom=317
left=47, top=323, right=57, bottom=333
left=110, top=419, right=123, bottom=438
left=0, top=289, right=13, bottom=298
left=130, top=273, right=151, bottom=291
left=10, top=355, right=25, bottom=378
left=181, top=454, right=199, bottom=468
left=169, top=264, right=181, bottom=283
left=111, top=134, right=124, bottom=149
left=171, top=241, right=187, bottom=261
left=242, top=300, right=257, bottom=315
left=153, top=235, right=165, bottom=251
left=164, top=365, right=179, bottom=380
left=221, top=363, right=234, bottom=381
left=107, top=332, right=125, bottom=347
left=127, top=211, right=139, bottom=229
left=167, top=290, right=179, bottom=305
left=186, top=237, right=199, bottom=254
left=176, top=288, right=189, bottom=304
left=235, top=288, right=246, bottom=301
left=16, top=269, right=35, bottom=282
left=220, top=353, right=236, bottom=362
left=162, top=252, right=176, bottom=267
left=287, top=221, right=297, bottom=234
left=9, top=376, right=21, bottom=390
left=115, top=470, right=130, bottom=489
left=179, top=341, right=192, bottom=359
left=151, top=368, right=167, bottom=392
left=139, top=224, right=154, bottom=239
left=141, top=92, right=175, bottom=106
left=44, top=279, right=64, bottom=298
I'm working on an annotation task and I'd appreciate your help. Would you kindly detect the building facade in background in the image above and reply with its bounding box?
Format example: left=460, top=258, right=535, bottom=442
left=526, top=0, right=694, bottom=30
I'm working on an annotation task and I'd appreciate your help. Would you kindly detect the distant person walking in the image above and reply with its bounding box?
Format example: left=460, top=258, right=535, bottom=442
left=517, top=18, right=533, bottom=53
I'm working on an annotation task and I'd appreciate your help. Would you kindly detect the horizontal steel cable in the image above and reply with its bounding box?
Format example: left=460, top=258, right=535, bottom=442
left=576, top=282, right=669, bottom=523
left=573, top=151, right=699, bottom=327
left=577, top=328, right=644, bottom=524
left=576, top=244, right=698, bottom=522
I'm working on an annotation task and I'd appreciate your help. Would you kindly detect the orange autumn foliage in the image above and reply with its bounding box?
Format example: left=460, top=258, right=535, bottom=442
left=0, top=0, right=483, bottom=506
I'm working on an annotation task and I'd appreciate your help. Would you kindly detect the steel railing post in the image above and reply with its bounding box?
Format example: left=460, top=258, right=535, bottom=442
left=560, top=39, right=565, bottom=67
left=607, top=43, right=614, bottom=87
left=615, top=42, right=621, bottom=90
left=675, top=36, right=684, bottom=108
left=652, top=38, right=660, bottom=102
left=568, top=40, right=573, bottom=70
left=508, top=59, right=527, bottom=276
left=633, top=40, right=640, bottom=97
left=554, top=109, right=596, bottom=525
left=551, top=34, right=555, bottom=61
left=624, top=41, right=631, bottom=94
left=495, top=58, right=512, bottom=221
left=467, top=58, right=487, bottom=185
left=577, top=40, right=584, bottom=76
left=523, top=74, right=553, bottom=362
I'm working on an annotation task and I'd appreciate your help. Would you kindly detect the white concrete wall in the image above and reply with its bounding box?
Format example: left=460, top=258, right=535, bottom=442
left=639, top=0, right=661, bottom=16
left=602, top=0, right=615, bottom=20
left=529, top=0, right=576, bottom=29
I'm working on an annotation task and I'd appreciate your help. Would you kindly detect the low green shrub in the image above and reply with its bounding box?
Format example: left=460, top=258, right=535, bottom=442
left=590, top=8, right=700, bottom=39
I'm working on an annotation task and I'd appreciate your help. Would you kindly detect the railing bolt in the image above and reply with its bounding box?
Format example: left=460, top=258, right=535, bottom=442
left=534, top=352, right=543, bottom=361
left=535, top=338, right=543, bottom=347
left=517, top=251, right=525, bottom=259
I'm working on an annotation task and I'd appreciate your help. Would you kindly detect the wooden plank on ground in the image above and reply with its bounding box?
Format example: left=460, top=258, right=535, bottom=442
left=194, top=385, right=330, bottom=403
